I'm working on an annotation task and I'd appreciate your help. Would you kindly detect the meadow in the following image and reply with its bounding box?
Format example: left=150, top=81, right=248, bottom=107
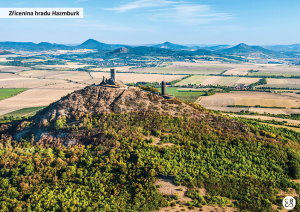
left=159, top=87, right=206, bottom=102
left=19, top=70, right=92, bottom=82
left=0, top=88, right=27, bottom=100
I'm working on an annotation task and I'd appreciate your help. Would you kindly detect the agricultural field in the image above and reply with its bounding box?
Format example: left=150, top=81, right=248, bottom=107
left=176, top=76, right=260, bottom=87
left=228, top=114, right=300, bottom=125
left=222, top=68, right=249, bottom=76
left=89, top=66, right=134, bottom=72
left=0, top=106, right=46, bottom=119
left=262, top=123, right=300, bottom=132
left=90, top=72, right=186, bottom=84
left=259, top=84, right=300, bottom=89
left=248, top=72, right=300, bottom=77
left=212, top=77, right=241, bottom=86
left=34, top=64, right=92, bottom=69
left=159, top=87, right=205, bottom=102
left=199, top=91, right=300, bottom=109
left=0, top=58, right=13, bottom=62
left=0, top=88, right=27, bottom=100
left=200, top=76, right=222, bottom=86
left=256, top=78, right=300, bottom=89
left=0, top=87, right=83, bottom=116
left=134, top=67, right=224, bottom=75
left=0, top=65, right=31, bottom=73
left=18, top=70, right=91, bottom=82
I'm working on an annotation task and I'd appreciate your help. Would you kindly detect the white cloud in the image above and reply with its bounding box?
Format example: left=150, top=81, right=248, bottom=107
left=104, top=0, right=176, bottom=12
left=105, top=1, right=232, bottom=25
left=14, top=2, right=25, bottom=5
left=148, top=4, right=232, bottom=24
left=75, top=0, right=88, bottom=3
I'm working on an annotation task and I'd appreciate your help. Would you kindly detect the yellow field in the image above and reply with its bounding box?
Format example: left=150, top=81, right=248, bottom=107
left=35, top=64, right=93, bottom=69
left=235, top=78, right=260, bottom=85
left=0, top=58, right=13, bottom=62
left=0, top=73, right=90, bottom=88
left=262, top=123, right=300, bottom=132
left=0, top=87, right=82, bottom=116
left=90, top=72, right=186, bottom=83
left=222, top=68, right=249, bottom=76
left=19, top=70, right=91, bottom=81
left=200, top=76, right=223, bottom=86
left=228, top=114, right=300, bottom=125
left=267, top=79, right=288, bottom=84
left=199, top=91, right=300, bottom=109
left=89, top=66, right=135, bottom=72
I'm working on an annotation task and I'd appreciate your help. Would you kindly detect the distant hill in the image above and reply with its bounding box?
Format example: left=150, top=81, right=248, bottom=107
left=0, top=41, right=73, bottom=51
left=110, top=47, right=130, bottom=54
left=0, top=50, right=13, bottom=55
left=202, top=45, right=231, bottom=51
left=263, top=44, right=300, bottom=53
left=109, top=46, right=215, bottom=57
left=77, top=39, right=128, bottom=50
left=217, top=43, right=274, bottom=55
left=109, top=46, right=176, bottom=56
left=151, top=42, right=191, bottom=50
left=0, top=39, right=127, bottom=51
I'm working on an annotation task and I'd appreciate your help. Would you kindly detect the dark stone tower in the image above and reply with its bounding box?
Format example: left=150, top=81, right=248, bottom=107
left=110, top=68, right=116, bottom=82
left=162, top=81, right=166, bottom=96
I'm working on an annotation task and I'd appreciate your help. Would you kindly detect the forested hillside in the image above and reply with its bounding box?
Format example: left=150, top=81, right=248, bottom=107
left=0, top=86, right=300, bottom=211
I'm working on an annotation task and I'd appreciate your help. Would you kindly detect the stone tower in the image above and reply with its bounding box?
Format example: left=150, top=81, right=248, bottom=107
left=162, top=81, right=166, bottom=96
left=110, top=68, right=116, bottom=82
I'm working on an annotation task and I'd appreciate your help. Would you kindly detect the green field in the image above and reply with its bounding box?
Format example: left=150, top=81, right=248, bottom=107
left=175, top=75, right=202, bottom=86
left=0, top=106, right=47, bottom=119
left=0, top=88, right=28, bottom=100
left=159, top=87, right=205, bottom=102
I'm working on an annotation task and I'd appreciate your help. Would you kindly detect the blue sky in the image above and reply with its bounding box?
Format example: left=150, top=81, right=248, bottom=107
left=0, top=0, right=299, bottom=45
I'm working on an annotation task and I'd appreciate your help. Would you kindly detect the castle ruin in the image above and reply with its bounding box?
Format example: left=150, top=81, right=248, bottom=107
left=100, top=68, right=116, bottom=85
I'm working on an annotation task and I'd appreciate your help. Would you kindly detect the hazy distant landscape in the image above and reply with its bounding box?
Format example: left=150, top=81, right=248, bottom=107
left=1, top=39, right=300, bottom=126
left=1, top=1, right=300, bottom=211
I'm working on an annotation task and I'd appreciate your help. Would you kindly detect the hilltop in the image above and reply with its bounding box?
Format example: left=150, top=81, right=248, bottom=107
left=1, top=85, right=300, bottom=211
left=217, top=43, right=275, bottom=55
left=151, top=42, right=191, bottom=50
left=1, top=85, right=247, bottom=147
